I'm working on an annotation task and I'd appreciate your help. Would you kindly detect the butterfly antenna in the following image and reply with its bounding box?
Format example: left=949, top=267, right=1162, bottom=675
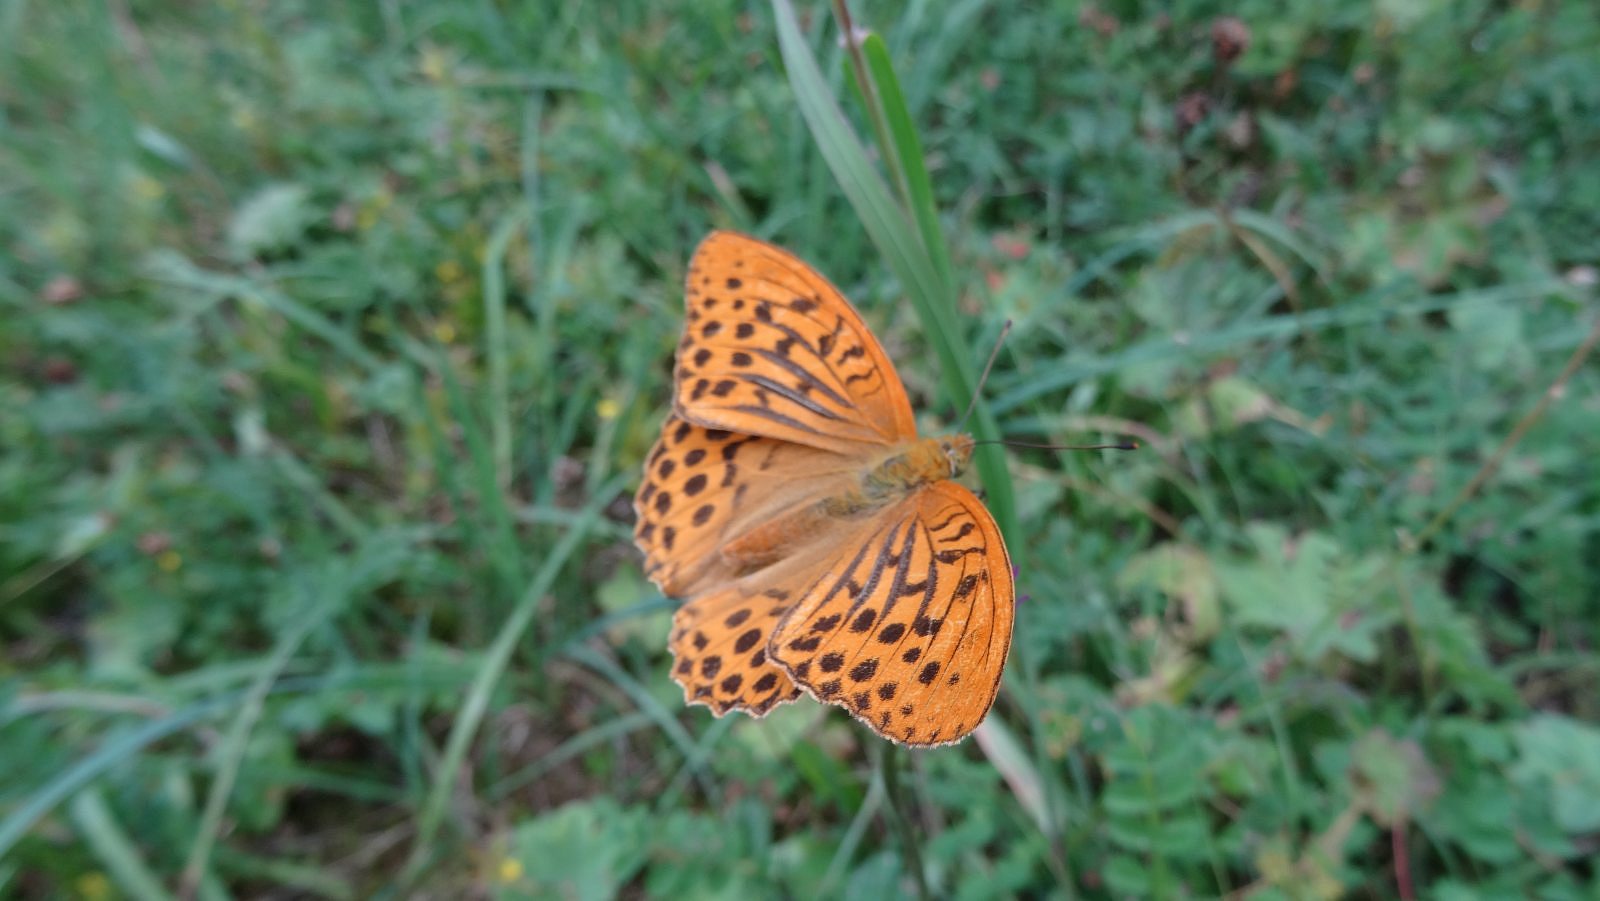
left=973, top=439, right=1141, bottom=451
left=957, top=320, right=1013, bottom=432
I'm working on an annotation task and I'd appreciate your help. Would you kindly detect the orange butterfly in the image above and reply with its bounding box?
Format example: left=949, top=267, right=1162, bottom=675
left=633, top=231, right=1014, bottom=747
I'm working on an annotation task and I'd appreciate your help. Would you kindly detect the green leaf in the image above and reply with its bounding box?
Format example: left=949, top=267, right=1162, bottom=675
left=1116, top=543, right=1221, bottom=643
left=1449, top=301, right=1529, bottom=371
left=1102, top=854, right=1153, bottom=896
left=1427, top=770, right=1522, bottom=865
left=500, top=799, right=650, bottom=900
left=1214, top=525, right=1394, bottom=663
left=1512, top=715, right=1600, bottom=834
left=227, top=183, right=314, bottom=259
left=1349, top=729, right=1440, bottom=826
left=1095, top=706, right=1216, bottom=864
left=1391, top=574, right=1516, bottom=707
left=595, top=563, right=668, bottom=646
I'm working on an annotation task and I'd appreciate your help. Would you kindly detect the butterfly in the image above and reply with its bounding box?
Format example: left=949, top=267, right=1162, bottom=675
left=633, top=231, right=1014, bottom=747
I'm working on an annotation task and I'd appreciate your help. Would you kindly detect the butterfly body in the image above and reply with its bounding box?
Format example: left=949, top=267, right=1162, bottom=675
left=820, top=433, right=973, bottom=517
left=635, top=232, right=1014, bottom=747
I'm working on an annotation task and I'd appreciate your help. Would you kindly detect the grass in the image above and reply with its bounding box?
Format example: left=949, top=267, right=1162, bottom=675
left=3, top=0, right=1599, bottom=897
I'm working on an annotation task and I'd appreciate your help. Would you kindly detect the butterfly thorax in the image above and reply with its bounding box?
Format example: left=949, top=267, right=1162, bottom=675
left=820, top=434, right=974, bottom=517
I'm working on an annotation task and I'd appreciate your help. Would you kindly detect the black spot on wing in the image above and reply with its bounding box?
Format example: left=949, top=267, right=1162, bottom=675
left=938, top=522, right=976, bottom=543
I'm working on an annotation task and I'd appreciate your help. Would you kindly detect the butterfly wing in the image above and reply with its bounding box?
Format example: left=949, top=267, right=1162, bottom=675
left=634, top=414, right=860, bottom=598
left=664, top=545, right=851, bottom=717
left=635, top=414, right=864, bottom=716
left=640, top=231, right=1012, bottom=729
left=666, top=577, right=805, bottom=716
left=768, top=481, right=1015, bottom=747
left=674, top=231, right=917, bottom=453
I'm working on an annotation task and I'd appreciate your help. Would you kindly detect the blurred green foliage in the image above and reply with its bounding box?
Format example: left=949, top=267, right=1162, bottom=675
left=3, top=0, right=1598, bottom=897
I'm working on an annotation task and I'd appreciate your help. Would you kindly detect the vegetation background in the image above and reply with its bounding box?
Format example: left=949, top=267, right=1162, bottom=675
left=3, top=0, right=1598, bottom=897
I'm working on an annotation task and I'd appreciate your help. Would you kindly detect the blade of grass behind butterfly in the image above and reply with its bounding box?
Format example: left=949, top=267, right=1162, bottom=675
left=828, top=10, right=1078, bottom=864
left=771, top=0, right=1016, bottom=534
left=839, top=16, right=1017, bottom=534
left=857, top=32, right=955, bottom=303
left=778, top=5, right=1058, bottom=875
left=773, top=0, right=939, bottom=325
left=848, top=28, right=1034, bottom=555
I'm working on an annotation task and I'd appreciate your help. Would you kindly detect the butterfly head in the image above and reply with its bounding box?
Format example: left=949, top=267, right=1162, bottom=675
left=935, top=433, right=975, bottom=479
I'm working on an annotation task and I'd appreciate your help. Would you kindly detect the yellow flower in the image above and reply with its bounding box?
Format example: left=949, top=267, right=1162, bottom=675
left=419, top=45, right=449, bottom=82
left=497, top=856, right=524, bottom=883
left=435, top=259, right=464, bottom=284
left=432, top=321, right=457, bottom=344
left=156, top=550, right=182, bottom=573
left=356, top=192, right=391, bottom=231
left=597, top=397, right=621, bottom=420
left=129, top=172, right=165, bottom=202
left=76, top=872, right=112, bottom=900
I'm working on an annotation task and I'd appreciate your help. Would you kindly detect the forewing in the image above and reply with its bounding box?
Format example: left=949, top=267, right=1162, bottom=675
left=674, top=231, right=917, bottom=453
left=768, top=482, right=1015, bottom=747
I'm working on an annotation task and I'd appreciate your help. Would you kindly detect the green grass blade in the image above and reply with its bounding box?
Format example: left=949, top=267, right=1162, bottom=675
left=0, top=662, right=480, bottom=862
left=145, top=256, right=386, bottom=375
left=771, top=0, right=1016, bottom=534
left=861, top=32, right=955, bottom=301
left=0, top=704, right=232, bottom=858
left=212, top=847, right=354, bottom=900
left=70, top=788, right=174, bottom=901
left=973, top=717, right=1052, bottom=837
left=482, top=207, right=525, bottom=493
left=180, top=583, right=334, bottom=895
left=564, top=644, right=719, bottom=803
left=990, top=277, right=1570, bottom=415
left=486, top=711, right=655, bottom=801
left=772, top=0, right=945, bottom=341
left=437, top=360, right=528, bottom=599
left=402, top=473, right=625, bottom=881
